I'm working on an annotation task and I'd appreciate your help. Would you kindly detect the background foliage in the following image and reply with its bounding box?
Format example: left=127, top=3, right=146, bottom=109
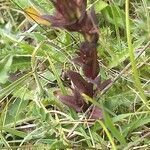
left=0, top=0, right=149, bottom=149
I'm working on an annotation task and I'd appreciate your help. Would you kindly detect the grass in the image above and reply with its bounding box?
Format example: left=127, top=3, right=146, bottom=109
left=125, top=0, right=149, bottom=110
left=0, top=0, right=150, bottom=149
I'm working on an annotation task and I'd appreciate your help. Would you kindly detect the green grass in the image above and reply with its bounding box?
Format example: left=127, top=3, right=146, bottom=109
left=0, top=0, right=150, bottom=149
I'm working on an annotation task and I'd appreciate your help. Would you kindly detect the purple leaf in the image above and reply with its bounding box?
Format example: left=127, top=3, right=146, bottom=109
left=58, top=95, right=82, bottom=112
left=66, top=70, right=93, bottom=97
left=76, top=42, right=100, bottom=79
left=54, top=89, right=88, bottom=112
left=90, top=106, right=103, bottom=119
left=47, top=0, right=87, bottom=29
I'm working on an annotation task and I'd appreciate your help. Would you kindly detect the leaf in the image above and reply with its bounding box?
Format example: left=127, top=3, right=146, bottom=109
left=49, top=140, right=68, bottom=150
left=112, top=111, right=149, bottom=122
left=2, top=127, right=27, bottom=138
left=66, top=70, right=93, bottom=97
left=98, top=120, right=117, bottom=150
left=94, top=0, right=108, bottom=13
left=1, top=97, right=29, bottom=126
left=0, top=28, right=18, bottom=42
left=0, top=56, right=13, bottom=84
left=24, top=6, right=51, bottom=26
left=10, top=56, right=31, bottom=72
left=0, top=72, right=32, bottom=100
left=46, top=53, right=67, bottom=95
left=108, top=50, right=129, bottom=68
left=57, top=94, right=83, bottom=112
left=101, top=5, right=128, bottom=29
left=103, top=111, right=127, bottom=145
left=0, top=133, right=11, bottom=149
left=122, top=115, right=150, bottom=137
left=90, top=106, right=103, bottom=119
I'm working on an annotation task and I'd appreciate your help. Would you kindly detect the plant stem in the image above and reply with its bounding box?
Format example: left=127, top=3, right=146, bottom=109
left=31, top=41, right=45, bottom=97
left=98, top=120, right=117, bottom=150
